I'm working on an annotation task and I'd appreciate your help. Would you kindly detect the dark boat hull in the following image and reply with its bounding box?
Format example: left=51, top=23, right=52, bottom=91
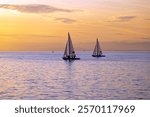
left=62, top=57, right=80, bottom=60
left=92, top=55, right=105, bottom=57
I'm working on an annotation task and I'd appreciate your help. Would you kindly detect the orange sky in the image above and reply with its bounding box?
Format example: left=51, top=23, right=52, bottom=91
left=0, top=0, right=150, bottom=51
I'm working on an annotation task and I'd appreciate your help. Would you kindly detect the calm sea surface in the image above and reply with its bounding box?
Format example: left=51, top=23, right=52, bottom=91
left=0, top=51, right=150, bottom=99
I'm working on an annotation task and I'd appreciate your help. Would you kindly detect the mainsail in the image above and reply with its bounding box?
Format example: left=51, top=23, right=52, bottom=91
left=63, top=32, right=76, bottom=59
left=92, top=39, right=103, bottom=56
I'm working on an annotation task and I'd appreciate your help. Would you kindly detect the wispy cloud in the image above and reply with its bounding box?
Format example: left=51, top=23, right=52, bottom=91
left=0, top=4, right=75, bottom=13
left=106, top=15, right=137, bottom=22
left=116, top=16, right=137, bottom=22
left=55, top=18, right=76, bottom=24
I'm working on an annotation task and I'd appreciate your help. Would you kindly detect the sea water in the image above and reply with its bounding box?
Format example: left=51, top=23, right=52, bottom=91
left=0, top=51, right=150, bottom=99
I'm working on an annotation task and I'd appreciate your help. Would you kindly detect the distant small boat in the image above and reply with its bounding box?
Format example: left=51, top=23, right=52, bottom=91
left=62, top=32, right=80, bottom=60
left=92, top=38, right=105, bottom=57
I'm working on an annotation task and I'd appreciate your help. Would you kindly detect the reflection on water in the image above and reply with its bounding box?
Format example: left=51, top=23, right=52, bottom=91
left=0, top=51, right=150, bottom=99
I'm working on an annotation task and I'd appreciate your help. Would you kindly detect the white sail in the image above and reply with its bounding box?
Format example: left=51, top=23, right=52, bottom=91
left=63, top=32, right=76, bottom=58
left=93, top=39, right=102, bottom=56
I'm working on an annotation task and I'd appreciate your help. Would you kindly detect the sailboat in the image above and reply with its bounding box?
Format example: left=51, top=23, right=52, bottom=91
left=92, top=38, right=105, bottom=57
left=62, top=32, right=80, bottom=60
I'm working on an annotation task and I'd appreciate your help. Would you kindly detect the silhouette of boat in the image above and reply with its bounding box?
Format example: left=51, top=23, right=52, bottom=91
left=92, top=38, right=105, bottom=57
left=63, top=32, right=80, bottom=60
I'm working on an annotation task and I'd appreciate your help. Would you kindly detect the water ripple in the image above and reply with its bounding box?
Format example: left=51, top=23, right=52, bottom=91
left=0, top=52, right=150, bottom=99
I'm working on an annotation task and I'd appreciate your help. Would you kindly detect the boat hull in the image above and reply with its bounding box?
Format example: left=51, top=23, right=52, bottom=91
left=92, top=55, right=105, bottom=57
left=62, top=57, right=80, bottom=60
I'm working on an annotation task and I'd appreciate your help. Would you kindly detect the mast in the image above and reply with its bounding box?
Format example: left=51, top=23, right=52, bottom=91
left=68, top=32, right=71, bottom=56
left=97, top=39, right=98, bottom=56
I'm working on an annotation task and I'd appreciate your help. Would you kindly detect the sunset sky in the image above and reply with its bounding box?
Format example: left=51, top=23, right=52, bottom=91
left=0, top=0, right=150, bottom=51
